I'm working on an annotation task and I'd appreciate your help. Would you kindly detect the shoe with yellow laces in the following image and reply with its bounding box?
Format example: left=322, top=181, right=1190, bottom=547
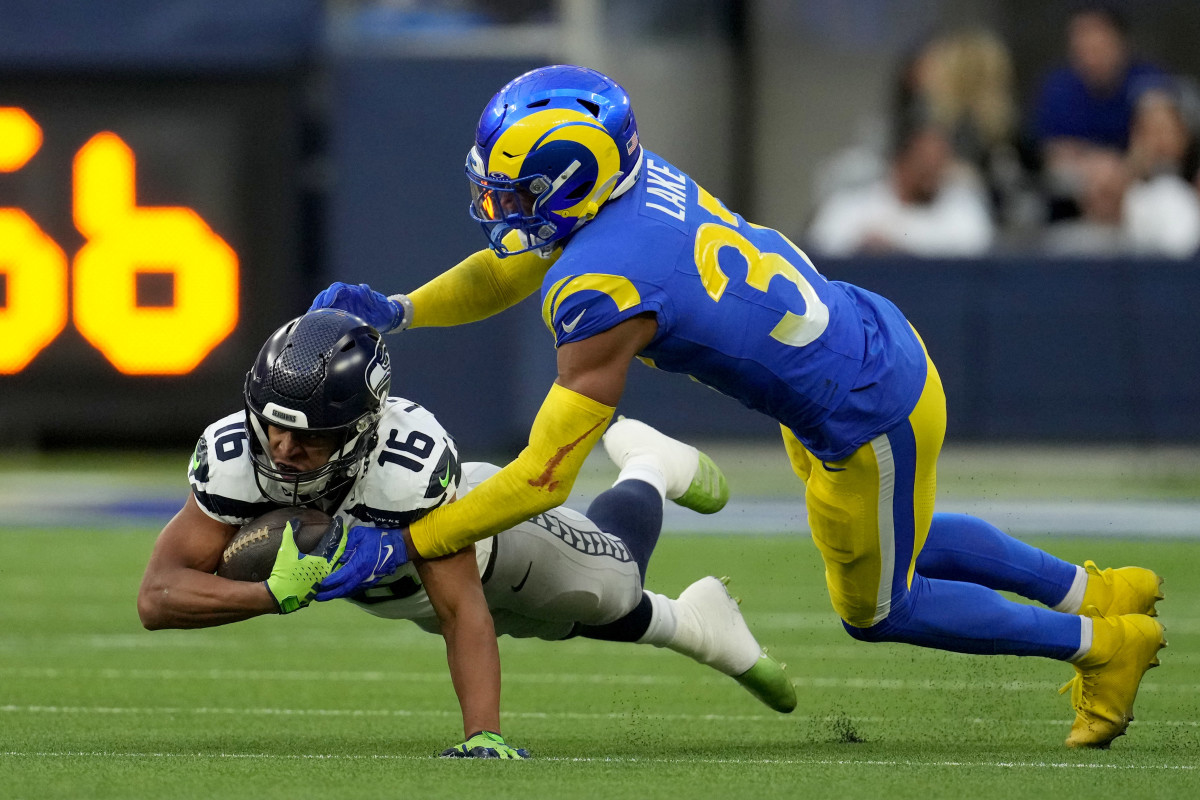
left=1079, top=560, right=1164, bottom=617
left=1061, top=613, right=1166, bottom=748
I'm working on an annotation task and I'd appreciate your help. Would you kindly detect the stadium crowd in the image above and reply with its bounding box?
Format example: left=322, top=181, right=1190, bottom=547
left=803, top=4, right=1200, bottom=259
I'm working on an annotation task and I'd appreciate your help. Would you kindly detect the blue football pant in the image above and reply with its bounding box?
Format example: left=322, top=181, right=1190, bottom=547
left=783, top=352, right=1083, bottom=660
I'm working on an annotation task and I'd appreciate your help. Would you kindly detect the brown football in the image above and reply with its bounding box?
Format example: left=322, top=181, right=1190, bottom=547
left=216, top=507, right=339, bottom=582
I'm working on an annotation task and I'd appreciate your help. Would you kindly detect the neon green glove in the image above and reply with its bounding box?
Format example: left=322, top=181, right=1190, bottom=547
left=264, top=518, right=346, bottom=614
left=439, top=731, right=530, bottom=759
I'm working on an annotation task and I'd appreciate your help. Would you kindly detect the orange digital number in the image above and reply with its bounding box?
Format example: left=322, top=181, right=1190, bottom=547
left=0, top=107, right=240, bottom=376
left=0, top=109, right=68, bottom=374
left=0, top=210, right=69, bottom=374
left=73, top=133, right=239, bottom=375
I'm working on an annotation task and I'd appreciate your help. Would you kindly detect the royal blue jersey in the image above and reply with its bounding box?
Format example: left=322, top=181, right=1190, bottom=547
left=539, top=152, right=928, bottom=461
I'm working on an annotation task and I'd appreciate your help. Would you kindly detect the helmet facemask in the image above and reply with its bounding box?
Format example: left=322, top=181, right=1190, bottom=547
left=244, top=398, right=379, bottom=506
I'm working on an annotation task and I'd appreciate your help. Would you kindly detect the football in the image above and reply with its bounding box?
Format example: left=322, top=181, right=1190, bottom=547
left=216, top=507, right=340, bottom=582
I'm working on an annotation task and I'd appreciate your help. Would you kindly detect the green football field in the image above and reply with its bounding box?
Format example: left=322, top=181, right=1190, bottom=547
left=1, top=526, right=1196, bottom=799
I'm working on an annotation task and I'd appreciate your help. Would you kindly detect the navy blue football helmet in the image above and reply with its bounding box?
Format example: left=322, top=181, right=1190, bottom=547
left=466, top=64, right=643, bottom=256
left=244, top=309, right=390, bottom=505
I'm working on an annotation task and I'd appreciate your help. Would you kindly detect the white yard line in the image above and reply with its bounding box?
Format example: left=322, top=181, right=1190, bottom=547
left=0, top=747, right=1194, bottom=770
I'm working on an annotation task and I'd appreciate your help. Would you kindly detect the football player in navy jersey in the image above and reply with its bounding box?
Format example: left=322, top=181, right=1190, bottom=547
left=311, top=65, right=1167, bottom=749
left=138, top=309, right=796, bottom=761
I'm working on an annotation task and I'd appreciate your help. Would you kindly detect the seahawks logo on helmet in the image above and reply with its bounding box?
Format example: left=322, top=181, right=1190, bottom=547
left=366, top=339, right=391, bottom=406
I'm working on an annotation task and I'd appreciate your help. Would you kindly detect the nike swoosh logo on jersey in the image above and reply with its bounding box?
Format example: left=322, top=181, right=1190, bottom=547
left=511, top=562, right=533, bottom=592
left=561, top=309, right=586, bottom=333
left=381, top=543, right=394, bottom=565
left=821, top=462, right=847, bottom=472
left=438, top=468, right=451, bottom=488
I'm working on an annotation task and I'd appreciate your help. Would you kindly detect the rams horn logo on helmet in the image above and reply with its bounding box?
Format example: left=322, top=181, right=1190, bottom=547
left=466, top=65, right=644, bottom=257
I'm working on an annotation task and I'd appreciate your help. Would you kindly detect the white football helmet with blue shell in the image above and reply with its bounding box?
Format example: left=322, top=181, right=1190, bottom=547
left=466, top=64, right=644, bottom=256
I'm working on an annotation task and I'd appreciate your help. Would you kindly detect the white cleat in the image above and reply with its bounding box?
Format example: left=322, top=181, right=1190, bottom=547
left=669, top=576, right=797, bottom=713
left=602, top=417, right=728, bottom=513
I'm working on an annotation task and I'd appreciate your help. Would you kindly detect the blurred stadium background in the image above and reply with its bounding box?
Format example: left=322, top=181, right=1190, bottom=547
left=2, top=2, right=1200, bottom=794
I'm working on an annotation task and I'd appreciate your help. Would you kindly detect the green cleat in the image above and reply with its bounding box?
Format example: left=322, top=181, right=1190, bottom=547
left=602, top=417, right=729, bottom=514
left=734, top=652, right=798, bottom=714
left=667, top=576, right=795, bottom=713
left=674, top=451, right=730, bottom=514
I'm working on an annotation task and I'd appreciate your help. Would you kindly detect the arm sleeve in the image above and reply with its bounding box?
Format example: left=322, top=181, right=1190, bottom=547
left=408, top=382, right=614, bottom=558
left=408, top=242, right=557, bottom=328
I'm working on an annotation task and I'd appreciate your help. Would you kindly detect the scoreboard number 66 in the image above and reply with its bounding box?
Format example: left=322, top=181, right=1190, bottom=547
left=0, top=106, right=239, bottom=376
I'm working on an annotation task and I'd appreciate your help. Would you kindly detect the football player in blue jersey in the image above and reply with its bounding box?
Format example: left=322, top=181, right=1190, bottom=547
left=311, top=64, right=1166, bottom=749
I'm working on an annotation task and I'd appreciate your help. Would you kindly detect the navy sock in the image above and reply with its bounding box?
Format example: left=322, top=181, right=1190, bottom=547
left=917, top=513, right=1078, bottom=607
left=574, top=592, right=654, bottom=642
left=585, top=479, right=664, bottom=581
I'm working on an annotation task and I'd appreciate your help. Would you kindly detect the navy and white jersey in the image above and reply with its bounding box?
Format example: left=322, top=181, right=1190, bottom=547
left=190, top=411, right=641, bottom=636
left=189, top=397, right=461, bottom=532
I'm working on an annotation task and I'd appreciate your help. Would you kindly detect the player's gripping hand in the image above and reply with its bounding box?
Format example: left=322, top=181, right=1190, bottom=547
left=309, top=282, right=411, bottom=333
left=440, top=731, right=530, bottom=759
left=315, top=526, right=408, bottom=601
left=264, top=518, right=347, bottom=614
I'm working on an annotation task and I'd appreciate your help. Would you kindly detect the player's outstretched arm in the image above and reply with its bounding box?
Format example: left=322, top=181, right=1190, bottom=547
left=407, top=314, right=658, bottom=559
left=137, top=494, right=278, bottom=629
left=416, top=545, right=516, bottom=749
left=310, top=246, right=553, bottom=333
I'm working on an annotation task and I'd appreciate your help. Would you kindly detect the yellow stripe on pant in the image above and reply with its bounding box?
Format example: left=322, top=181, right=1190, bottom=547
left=782, top=350, right=945, bottom=629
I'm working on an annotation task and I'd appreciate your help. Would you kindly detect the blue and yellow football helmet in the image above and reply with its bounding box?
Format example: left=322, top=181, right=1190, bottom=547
left=466, top=64, right=643, bottom=256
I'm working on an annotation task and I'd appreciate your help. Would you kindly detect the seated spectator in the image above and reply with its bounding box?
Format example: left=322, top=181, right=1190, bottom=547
left=1041, top=150, right=1129, bottom=256
left=1126, top=87, right=1199, bottom=183
left=1042, top=144, right=1200, bottom=258
left=1030, top=4, right=1171, bottom=219
left=1124, top=88, right=1200, bottom=256
left=805, top=111, right=995, bottom=257
left=810, top=27, right=1037, bottom=244
left=913, top=28, right=1040, bottom=231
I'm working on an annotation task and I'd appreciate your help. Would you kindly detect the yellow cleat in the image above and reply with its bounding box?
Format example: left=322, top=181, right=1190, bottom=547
left=1061, top=613, right=1166, bottom=749
left=1080, top=560, right=1164, bottom=617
